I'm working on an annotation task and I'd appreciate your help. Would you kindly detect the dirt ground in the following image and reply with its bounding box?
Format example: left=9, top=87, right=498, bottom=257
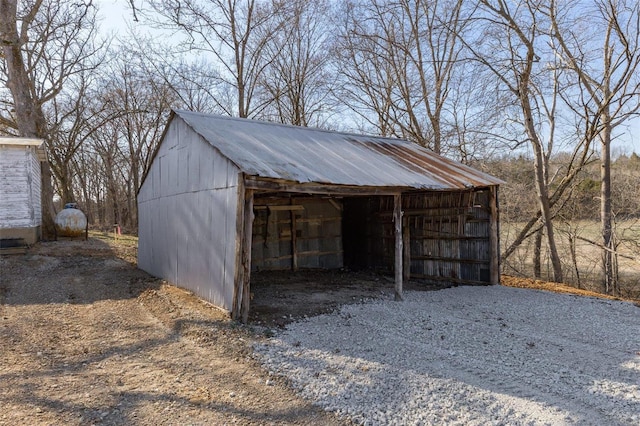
left=2, top=234, right=633, bottom=426
left=249, top=269, right=442, bottom=327
left=0, top=235, right=350, bottom=425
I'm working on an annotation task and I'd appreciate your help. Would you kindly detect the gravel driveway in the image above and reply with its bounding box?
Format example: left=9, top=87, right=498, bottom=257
left=255, top=285, right=640, bottom=425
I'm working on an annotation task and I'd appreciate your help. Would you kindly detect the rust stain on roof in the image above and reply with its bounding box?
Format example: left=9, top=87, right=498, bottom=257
left=172, top=110, right=504, bottom=190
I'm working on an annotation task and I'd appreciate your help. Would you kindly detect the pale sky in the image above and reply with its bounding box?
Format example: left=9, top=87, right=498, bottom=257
left=94, top=0, right=640, bottom=155
left=96, top=0, right=139, bottom=35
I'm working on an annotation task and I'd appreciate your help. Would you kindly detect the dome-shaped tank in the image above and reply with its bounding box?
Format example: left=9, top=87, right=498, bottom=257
left=55, top=203, right=87, bottom=237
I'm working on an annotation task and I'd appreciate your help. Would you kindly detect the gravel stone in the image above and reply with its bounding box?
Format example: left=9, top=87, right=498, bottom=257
left=255, top=285, right=640, bottom=425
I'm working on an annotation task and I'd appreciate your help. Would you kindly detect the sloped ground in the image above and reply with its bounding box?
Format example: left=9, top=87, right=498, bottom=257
left=0, top=236, right=344, bottom=426
left=2, top=234, right=638, bottom=425
left=502, top=275, right=640, bottom=302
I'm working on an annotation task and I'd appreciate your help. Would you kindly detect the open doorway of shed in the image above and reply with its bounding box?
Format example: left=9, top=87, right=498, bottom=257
left=249, top=270, right=422, bottom=327
left=248, top=194, right=413, bottom=326
left=250, top=194, right=388, bottom=272
left=246, top=189, right=495, bottom=325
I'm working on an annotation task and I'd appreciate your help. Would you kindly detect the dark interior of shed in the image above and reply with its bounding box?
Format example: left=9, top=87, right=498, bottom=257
left=247, top=189, right=494, bottom=323
left=250, top=189, right=493, bottom=283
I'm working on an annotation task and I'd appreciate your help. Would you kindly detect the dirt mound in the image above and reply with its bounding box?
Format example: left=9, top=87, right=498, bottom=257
left=501, top=275, right=638, bottom=302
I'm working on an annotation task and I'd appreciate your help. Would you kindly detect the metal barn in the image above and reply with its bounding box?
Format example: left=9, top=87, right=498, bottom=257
left=0, top=138, right=43, bottom=247
left=138, top=110, right=504, bottom=321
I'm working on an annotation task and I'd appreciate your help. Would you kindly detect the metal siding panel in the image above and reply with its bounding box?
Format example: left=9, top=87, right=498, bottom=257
left=200, top=194, right=211, bottom=298
left=137, top=200, right=150, bottom=271
left=212, top=145, right=227, bottom=189
left=176, top=192, right=190, bottom=288
left=167, top=152, right=177, bottom=197
left=178, top=146, right=189, bottom=194
left=165, top=186, right=237, bottom=311
left=222, top=185, right=237, bottom=309
left=158, top=197, right=169, bottom=279
left=151, top=156, right=159, bottom=200
left=188, top=135, right=201, bottom=193
left=140, top=198, right=156, bottom=275
left=159, top=196, right=171, bottom=280
left=151, top=197, right=163, bottom=277
left=177, top=193, right=193, bottom=295
left=209, top=189, right=227, bottom=307
left=138, top=174, right=149, bottom=203
left=180, top=192, right=199, bottom=296
left=227, top=165, right=238, bottom=187
left=171, top=195, right=180, bottom=283
left=199, top=143, right=215, bottom=190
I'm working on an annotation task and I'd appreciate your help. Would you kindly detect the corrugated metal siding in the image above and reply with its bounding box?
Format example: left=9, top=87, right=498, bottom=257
left=138, top=118, right=240, bottom=311
left=173, top=110, right=503, bottom=190
left=0, top=145, right=41, bottom=228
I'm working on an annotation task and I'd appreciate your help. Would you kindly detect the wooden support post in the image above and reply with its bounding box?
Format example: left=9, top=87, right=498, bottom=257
left=232, top=180, right=245, bottom=320
left=241, top=189, right=254, bottom=323
left=489, top=186, right=500, bottom=285
left=403, top=216, right=411, bottom=282
left=290, top=208, right=298, bottom=271
left=393, top=193, right=404, bottom=301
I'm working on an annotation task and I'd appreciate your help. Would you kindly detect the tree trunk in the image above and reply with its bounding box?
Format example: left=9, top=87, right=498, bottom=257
left=520, top=83, right=564, bottom=283
left=0, top=0, right=57, bottom=239
left=56, top=165, right=76, bottom=204
left=600, top=120, right=614, bottom=294
left=533, top=228, right=543, bottom=278
left=40, top=161, right=58, bottom=240
left=534, top=154, right=563, bottom=282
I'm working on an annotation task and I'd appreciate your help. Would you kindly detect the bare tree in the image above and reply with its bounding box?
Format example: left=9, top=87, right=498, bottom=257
left=465, top=0, right=565, bottom=282
left=0, top=0, right=100, bottom=238
left=393, top=0, right=467, bottom=153
left=257, top=0, right=336, bottom=126
left=146, top=0, right=287, bottom=118
left=335, top=0, right=467, bottom=152
left=335, top=1, right=400, bottom=136
left=548, top=0, right=640, bottom=294
left=93, top=49, right=176, bottom=228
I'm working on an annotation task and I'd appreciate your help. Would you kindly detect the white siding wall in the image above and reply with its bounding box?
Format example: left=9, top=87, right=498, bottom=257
left=138, top=117, right=240, bottom=311
left=29, top=147, right=41, bottom=225
left=0, top=145, right=41, bottom=228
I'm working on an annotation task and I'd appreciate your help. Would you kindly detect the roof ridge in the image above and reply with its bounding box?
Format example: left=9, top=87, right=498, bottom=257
left=173, top=109, right=412, bottom=145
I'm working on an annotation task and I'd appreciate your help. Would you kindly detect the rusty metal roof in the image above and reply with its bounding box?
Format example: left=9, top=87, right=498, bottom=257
left=174, top=110, right=504, bottom=190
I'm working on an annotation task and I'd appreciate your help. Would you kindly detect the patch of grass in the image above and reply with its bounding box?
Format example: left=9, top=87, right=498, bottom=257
left=501, top=275, right=638, bottom=302
left=501, top=219, right=640, bottom=298
left=88, top=230, right=138, bottom=264
left=89, top=230, right=137, bottom=245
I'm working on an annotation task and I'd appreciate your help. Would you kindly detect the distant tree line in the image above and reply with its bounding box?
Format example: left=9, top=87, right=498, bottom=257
left=1, top=0, right=639, bottom=295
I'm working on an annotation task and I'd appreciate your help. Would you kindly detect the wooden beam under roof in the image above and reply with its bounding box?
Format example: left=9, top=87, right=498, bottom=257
left=245, top=176, right=409, bottom=196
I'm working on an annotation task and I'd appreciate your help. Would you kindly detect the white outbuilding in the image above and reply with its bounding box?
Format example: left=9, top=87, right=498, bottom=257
left=0, top=138, right=44, bottom=246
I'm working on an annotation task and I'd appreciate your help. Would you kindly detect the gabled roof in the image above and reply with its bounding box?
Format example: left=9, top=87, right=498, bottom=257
left=172, top=110, right=503, bottom=190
